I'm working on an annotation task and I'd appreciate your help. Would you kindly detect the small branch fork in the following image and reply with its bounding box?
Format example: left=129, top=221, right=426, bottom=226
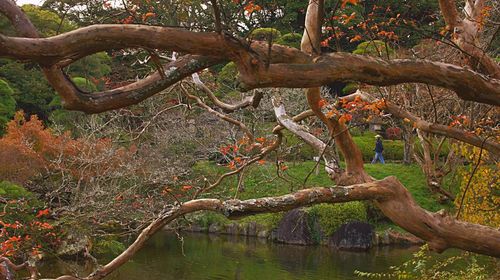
left=438, top=0, right=500, bottom=78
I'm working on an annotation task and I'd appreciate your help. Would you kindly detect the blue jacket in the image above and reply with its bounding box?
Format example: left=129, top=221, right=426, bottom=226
left=375, top=139, right=384, bottom=153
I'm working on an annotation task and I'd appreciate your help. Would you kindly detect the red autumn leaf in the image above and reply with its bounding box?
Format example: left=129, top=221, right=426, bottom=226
left=350, top=35, right=362, bottom=42
left=36, top=209, right=50, bottom=218
left=318, top=98, right=328, bottom=108
left=341, top=0, right=359, bottom=9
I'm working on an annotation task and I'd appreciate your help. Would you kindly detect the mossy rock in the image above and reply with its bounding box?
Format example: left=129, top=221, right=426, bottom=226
left=342, top=83, right=358, bottom=95
left=275, top=33, right=302, bottom=49
left=308, top=202, right=368, bottom=236
left=94, top=237, right=126, bottom=256
left=249, top=28, right=281, bottom=41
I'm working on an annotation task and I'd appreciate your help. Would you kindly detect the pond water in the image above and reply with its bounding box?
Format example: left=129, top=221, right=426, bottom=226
left=35, top=231, right=455, bottom=280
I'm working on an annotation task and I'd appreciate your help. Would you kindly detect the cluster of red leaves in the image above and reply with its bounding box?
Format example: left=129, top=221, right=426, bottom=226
left=341, top=0, right=359, bottom=9
left=449, top=115, right=470, bottom=128
left=322, top=3, right=404, bottom=48
left=219, top=136, right=276, bottom=171
left=321, top=96, right=386, bottom=125
left=1, top=203, right=58, bottom=258
left=477, top=6, right=492, bottom=31
left=232, top=0, right=262, bottom=15
left=244, top=1, right=262, bottom=14
left=0, top=112, right=135, bottom=185
left=117, top=1, right=157, bottom=24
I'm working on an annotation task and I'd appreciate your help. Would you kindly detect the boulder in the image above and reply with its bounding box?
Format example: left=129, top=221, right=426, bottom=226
left=329, top=221, right=373, bottom=251
left=208, top=223, right=222, bottom=233
left=257, top=230, right=269, bottom=239
left=56, top=233, right=91, bottom=257
left=374, top=230, right=423, bottom=246
left=187, top=224, right=205, bottom=232
left=274, top=208, right=321, bottom=245
left=223, top=223, right=241, bottom=235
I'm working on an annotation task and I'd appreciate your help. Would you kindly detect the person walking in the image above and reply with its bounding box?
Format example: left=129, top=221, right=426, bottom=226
left=371, top=135, right=385, bottom=164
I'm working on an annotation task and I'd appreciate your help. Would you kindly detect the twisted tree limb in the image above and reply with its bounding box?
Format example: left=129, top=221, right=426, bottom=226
left=438, top=0, right=500, bottom=78
left=1, top=23, right=499, bottom=106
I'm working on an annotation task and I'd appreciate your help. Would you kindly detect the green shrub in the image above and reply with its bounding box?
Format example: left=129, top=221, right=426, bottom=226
left=0, top=180, right=33, bottom=199
left=249, top=28, right=281, bottom=41
left=275, top=33, right=302, bottom=49
left=240, top=213, right=284, bottom=230
left=355, top=244, right=495, bottom=279
left=0, top=79, right=16, bottom=134
left=72, top=77, right=97, bottom=92
left=353, top=40, right=394, bottom=57
left=351, top=131, right=405, bottom=161
left=94, top=238, right=126, bottom=256
left=308, top=202, right=368, bottom=236
left=216, top=62, right=239, bottom=95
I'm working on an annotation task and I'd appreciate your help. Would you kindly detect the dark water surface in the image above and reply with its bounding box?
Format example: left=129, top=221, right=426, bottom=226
left=37, top=231, right=439, bottom=280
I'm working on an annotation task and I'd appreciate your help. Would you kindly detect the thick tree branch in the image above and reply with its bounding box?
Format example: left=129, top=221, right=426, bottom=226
left=0, top=25, right=308, bottom=65
left=0, top=21, right=498, bottom=105
left=298, top=0, right=369, bottom=184
left=439, top=0, right=461, bottom=29
left=301, top=0, right=324, bottom=55
left=272, top=97, right=341, bottom=179
left=0, top=1, right=224, bottom=113
left=243, top=54, right=500, bottom=106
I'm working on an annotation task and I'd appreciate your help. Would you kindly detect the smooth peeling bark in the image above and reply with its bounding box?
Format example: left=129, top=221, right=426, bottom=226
left=0, top=25, right=310, bottom=65
left=374, top=177, right=500, bottom=256
left=47, top=55, right=223, bottom=113
left=301, top=0, right=324, bottom=55
left=438, top=0, right=500, bottom=78
left=0, top=1, right=224, bottom=113
left=272, top=98, right=341, bottom=179
left=299, top=0, right=370, bottom=184
left=1, top=14, right=499, bottom=105
left=305, top=89, right=370, bottom=184
left=243, top=54, right=500, bottom=106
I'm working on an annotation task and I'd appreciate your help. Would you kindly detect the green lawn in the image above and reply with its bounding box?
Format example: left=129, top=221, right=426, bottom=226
left=194, top=161, right=442, bottom=210
left=190, top=161, right=448, bottom=232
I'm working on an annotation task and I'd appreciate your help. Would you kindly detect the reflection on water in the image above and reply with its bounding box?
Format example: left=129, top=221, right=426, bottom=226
left=38, top=231, right=426, bottom=280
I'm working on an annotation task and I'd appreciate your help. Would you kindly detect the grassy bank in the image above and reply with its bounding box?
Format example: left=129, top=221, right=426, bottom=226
left=190, top=161, right=447, bottom=234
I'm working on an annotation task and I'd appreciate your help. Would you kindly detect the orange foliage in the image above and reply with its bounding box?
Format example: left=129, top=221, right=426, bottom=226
left=0, top=112, right=134, bottom=185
